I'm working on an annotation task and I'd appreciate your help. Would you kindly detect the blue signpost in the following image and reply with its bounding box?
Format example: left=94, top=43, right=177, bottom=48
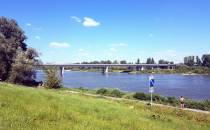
left=149, top=75, right=155, bottom=105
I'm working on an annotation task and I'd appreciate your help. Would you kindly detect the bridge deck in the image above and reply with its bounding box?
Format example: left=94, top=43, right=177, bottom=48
left=38, top=64, right=176, bottom=67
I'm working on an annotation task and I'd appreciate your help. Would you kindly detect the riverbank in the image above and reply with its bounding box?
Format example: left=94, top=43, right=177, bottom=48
left=0, top=83, right=210, bottom=130
left=61, top=87, right=210, bottom=111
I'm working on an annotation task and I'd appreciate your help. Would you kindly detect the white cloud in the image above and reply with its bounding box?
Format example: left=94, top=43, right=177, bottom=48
left=83, top=17, right=100, bottom=27
left=26, top=23, right=31, bottom=26
left=49, top=42, right=70, bottom=48
left=35, top=36, right=40, bottom=40
left=109, top=47, right=117, bottom=52
left=71, top=16, right=81, bottom=23
left=110, top=43, right=128, bottom=47
left=71, top=16, right=100, bottom=27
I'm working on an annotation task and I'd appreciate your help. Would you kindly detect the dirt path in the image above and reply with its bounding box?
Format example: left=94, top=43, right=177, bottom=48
left=66, top=90, right=210, bottom=115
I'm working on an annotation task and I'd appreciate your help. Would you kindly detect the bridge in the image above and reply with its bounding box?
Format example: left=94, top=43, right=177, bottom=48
left=37, top=64, right=177, bottom=77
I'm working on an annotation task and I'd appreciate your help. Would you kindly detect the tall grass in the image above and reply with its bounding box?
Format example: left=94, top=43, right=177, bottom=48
left=0, top=83, right=210, bottom=130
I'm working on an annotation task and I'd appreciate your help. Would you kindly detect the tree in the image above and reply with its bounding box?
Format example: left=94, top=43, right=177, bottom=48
left=0, top=34, right=12, bottom=80
left=0, top=17, right=27, bottom=51
left=8, top=48, right=39, bottom=85
left=202, top=54, right=210, bottom=68
left=151, top=58, right=155, bottom=64
left=113, top=60, right=118, bottom=64
left=90, top=61, right=100, bottom=64
left=169, top=61, right=174, bottom=64
left=158, top=59, right=169, bottom=64
left=195, top=56, right=202, bottom=66
left=146, top=58, right=155, bottom=64
left=136, top=58, right=140, bottom=64
left=0, top=17, right=39, bottom=85
left=106, top=60, right=112, bottom=64
left=120, top=60, right=127, bottom=64
left=0, top=17, right=28, bottom=80
left=184, top=56, right=195, bottom=66
left=44, top=68, right=61, bottom=89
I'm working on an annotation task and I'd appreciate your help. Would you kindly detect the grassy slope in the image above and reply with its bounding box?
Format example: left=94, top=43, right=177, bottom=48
left=0, top=83, right=210, bottom=130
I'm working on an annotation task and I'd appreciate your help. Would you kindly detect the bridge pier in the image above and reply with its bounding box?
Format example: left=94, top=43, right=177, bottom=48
left=141, top=66, right=144, bottom=71
left=102, top=66, right=109, bottom=73
left=59, top=67, right=64, bottom=77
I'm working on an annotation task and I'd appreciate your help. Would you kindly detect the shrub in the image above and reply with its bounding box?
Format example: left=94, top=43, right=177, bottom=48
left=44, top=68, right=61, bottom=89
left=133, top=92, right=148, bottom=100
left=78, top=87, right=88, bottom=92
left=153, top=94, right=167, bottom=103
left=167, top=97, right=177, bottom=106
left=185, top=100, right=206, bottom=111
left=96, top=88, right=108, bottom=95
left=110, top=89, right=125, bottom=98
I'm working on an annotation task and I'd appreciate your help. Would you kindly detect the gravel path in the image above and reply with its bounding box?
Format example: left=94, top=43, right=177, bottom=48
left=66, top=90, right=210, bottom=115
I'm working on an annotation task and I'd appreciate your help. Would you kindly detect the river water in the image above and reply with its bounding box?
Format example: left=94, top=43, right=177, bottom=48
left=36, top=71, right=210, bottom=100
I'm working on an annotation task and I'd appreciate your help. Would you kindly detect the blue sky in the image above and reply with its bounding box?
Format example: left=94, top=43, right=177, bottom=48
left=1, top=0, right=210, bottom=63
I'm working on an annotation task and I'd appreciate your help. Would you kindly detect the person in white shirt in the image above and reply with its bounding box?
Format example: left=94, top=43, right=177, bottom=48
left=180, top=96, right=185, bottom=109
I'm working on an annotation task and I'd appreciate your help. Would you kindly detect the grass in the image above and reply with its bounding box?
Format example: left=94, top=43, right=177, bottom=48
left=0, top=83, right=210, bottom=130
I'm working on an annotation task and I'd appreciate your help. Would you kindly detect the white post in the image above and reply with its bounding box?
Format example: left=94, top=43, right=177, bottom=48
left=149, top=75, right=154, bottom=106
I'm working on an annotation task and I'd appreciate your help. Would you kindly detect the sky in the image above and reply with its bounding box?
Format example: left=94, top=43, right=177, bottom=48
left=1, top=0, right=210, bottom=63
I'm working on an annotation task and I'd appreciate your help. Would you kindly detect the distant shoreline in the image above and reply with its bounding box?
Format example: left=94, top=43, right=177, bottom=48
left=62, top=69, right=210, bottom=75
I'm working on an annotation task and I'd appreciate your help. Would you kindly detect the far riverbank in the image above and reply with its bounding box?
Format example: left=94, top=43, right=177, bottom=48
left=66, top=66, right=210, bottom=75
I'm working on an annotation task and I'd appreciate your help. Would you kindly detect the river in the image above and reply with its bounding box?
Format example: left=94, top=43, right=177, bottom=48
left=36, top=71, right=210, bottom=100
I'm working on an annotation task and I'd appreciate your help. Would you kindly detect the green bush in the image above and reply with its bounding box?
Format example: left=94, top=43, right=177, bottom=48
left=96, top=88, right=109, bottom=95
left=166, top=97, right=177, bottom=106
left=185, top=100, right=207, bottom=111
left=110, top=89, right=125, bottom=98
left=153, top=94, right=167, bottom=103
left=78, top=87, right=88, bottom=92
left=96, top=88, right=125, bottom=98
left=133, top=92, right=149, bottom=100
left=44, top=68, right=61, bottom=89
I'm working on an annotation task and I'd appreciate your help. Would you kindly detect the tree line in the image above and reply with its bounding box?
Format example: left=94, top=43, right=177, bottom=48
left=184, top=55, right=210, bottom=67
left=76, top=58, right=174, bottom=65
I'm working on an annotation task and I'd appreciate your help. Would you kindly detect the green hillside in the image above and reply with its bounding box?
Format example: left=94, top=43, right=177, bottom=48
left=0, top=83, right=210, bottom=130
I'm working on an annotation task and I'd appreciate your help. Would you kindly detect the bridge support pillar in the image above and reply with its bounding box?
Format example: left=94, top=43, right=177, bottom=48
left=102, top=66, right=109, bottom=73
left=141, top=66, right=144, bottom=71
left=167, top=66, right=170, bottom=70
left=171, top=66, right=175, bottom=70
left=59, top=67, right=64, bottom=77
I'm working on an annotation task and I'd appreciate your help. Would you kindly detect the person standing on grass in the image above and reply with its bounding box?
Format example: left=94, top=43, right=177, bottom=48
left=180, top=96, right=185, bottom=109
